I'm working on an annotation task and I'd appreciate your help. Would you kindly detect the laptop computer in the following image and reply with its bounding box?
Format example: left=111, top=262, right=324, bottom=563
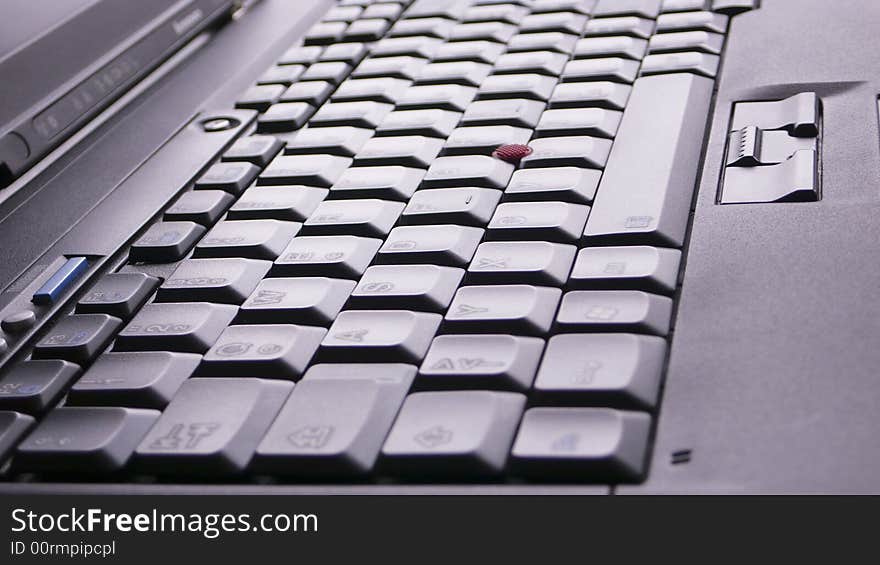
left=0, top=0, right=871, bottom=494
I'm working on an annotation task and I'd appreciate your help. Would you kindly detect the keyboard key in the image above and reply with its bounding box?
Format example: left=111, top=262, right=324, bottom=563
left=194, top=219, right=300, bottom=260
left=562, top=57, right=641, bottom=83
left=261, top=154, right=352, bottom=187
left=354, top=136, right=444, bottom=168
left=303, top=199, right=404, bottom=238
left=468, top=241, right=576, bottom=286
left=443, top=126, right=531, bottom=156
left=381, top=390, right=525, bottom=476
left=569, top=246, right=681, bottom=293
left=444, top=285, right=561, bottom=335
left=33, top=314, right=121, bottom=364
left=534, top=333, right=667, bottom=408
left=331, top=166, right=425, bottom=200
left=575, top=36, right=649, bottom=60
left=305, top=21, right=347, bottom=45
left=415, top=61, right=492, bottom=87
left=0, top=412, right=34, bottom=464
left=595, top=0, right=662, bottom=17
left=349, top=265, right=464, bottom=312
left=397, top=84, right=477, bottom=112
left=254, top=364, right=415, bottom=476
left=555, top=290, right=673, bottom=335
left=422, top=155, right=514, bottom=189
left=488, top=201, right=590, bottom=243
left=257, top=65, right=306, bottom=86
left=0, top=360, right=79, bottom=414
left=228, top=186, right=328, bottom=222
left=506, top=167, right=601, bottom=204
left=320, top=310, right=441, bottom=363
left=282, top=126, right=373, bottom=157
left=583, top=74, right=713, bottom=246
left=656, top=10, right=728, bottom=33
left=585, top=16, right=655, bottom=38
left=320, top=42, right=368, bottom=64
left=510, top=407, right=652, bottom=480
left=432, top=40, right=506, bottom=64
left=271, top=235, right=381, bottom=278
left=280, top=81, right=335, bottom=106
left=389, top=18, right=456, bottom=39
left=333, top=77, right=411, bottom=104
left=477, top=73, right=558, bottom=101
left=378, top=225, right=483, bottom=267
left=641, top=51, right=719, bottom=77
left=493, top=51, right=569, bottom=76
left=648, top=30, right=724, bottom=54
left=461, top=99, right=546, bottom=128
left=166, top=190, right=233, bottom=225
left=129, top=221, right=205, bottom=263
left=376, top=109, right=461, bottom=137
left=353, top=56, right=427, bottom=80
left=508, top=32, right=579, bottom=54
left=324, top=6, right=363, bottom=23
left=278, top=45, right=323, bottom=65
left=68, top=351, right=201, bottom=409
left=257, top=102, right=315, bottom=133
left=371, top=36, right=443, bottom=59
left=17, top=407, right=159, bottom=473
left=405, top=0, right=471, bottom=20
left=76, top=273, right=159, bottom=319
left=135, top=378, right=292, bottom=475
left=236, top=84, right=285, bottom=111
left=116, top=302, right=237, bottom=353
left=200, top=324, right=326, bottom=379
left=363, top=3, right=404, bottom=19
left=521, top=136, right=613, bottom=169
left=157, top=258, right=271, bottom=304
left=401, top=187, right=501, bottom=226
left=464, top=3, right=529, bottom=23
left=237, top=277, right=355, bottom=325
left=535, top=108, right=622, bottom=138
left=419, top=334, right=543, bottom=391
left=345, top=18, right=392, bottom=41
left=521, top=12, right=588, bottom=34
left=451, top=19, right=517, bottom=41
left=310, top=101, right=394, bottom=128
left=195, top=162, right=261, bottom=194
left=549, top=81, right=632, bottom=110
left=301, top=61, right=353, bottom=84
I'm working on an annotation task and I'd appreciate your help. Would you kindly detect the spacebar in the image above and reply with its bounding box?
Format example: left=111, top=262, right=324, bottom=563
left=583, top=73, right=715, bottom=247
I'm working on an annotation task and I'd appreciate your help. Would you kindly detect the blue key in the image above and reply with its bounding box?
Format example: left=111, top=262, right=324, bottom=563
left=32, top=257, right=89, bottom=306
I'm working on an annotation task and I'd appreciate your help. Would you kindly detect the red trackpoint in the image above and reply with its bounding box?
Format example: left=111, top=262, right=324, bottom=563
left=492, top=144, right=533, bottom=163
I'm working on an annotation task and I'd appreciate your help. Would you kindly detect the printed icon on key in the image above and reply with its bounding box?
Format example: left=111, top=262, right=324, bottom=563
left=414, top=425, right=453, bottom=448
left=287, top=426, right=334, bottom=449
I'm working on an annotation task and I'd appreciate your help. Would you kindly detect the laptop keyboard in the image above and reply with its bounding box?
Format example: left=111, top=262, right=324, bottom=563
left=0, top=0, right=744, bottom=484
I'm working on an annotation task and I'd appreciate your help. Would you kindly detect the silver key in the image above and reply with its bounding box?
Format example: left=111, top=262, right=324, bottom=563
left=422, top=155, right=515, bottom=189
